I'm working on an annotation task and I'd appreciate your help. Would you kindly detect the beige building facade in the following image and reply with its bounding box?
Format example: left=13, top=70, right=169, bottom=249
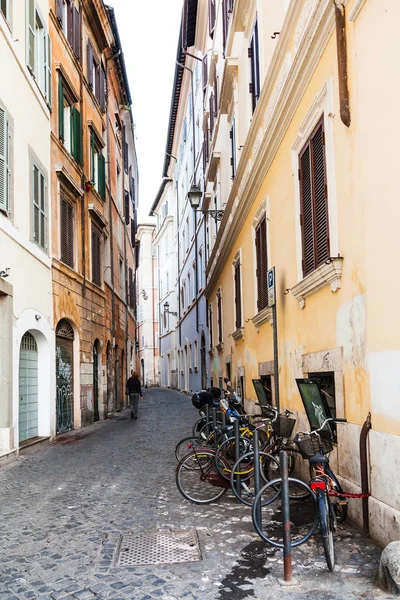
left=182, top=0, right=400, bottom=546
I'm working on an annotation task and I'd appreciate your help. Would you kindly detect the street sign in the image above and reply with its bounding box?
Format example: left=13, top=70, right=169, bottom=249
left=268, top=267, right=275, bottom=307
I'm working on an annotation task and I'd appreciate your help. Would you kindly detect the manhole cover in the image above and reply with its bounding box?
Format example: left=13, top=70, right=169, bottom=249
left=115, top=530, right=201, bottom=566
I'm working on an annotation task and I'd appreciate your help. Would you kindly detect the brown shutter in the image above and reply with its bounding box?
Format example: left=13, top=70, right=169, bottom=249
left=255, top=217, right=268, bottom=311
left=255, top=225, right=262, bottom=311
left=91, top=229, right=101, bottom=285
left=61, top=197, right=74, bottom=268
left=312, top=122, right=330, bottom=266
left=72, top=6, right=81, bottom=60
left=235, top=262, right=242, bottom=330
left=213, top=69, right=218, bottom=115
left=66, top=1, right=73, bottom=47
left=95, top=64, right=100, bottom=103
left=217, top=292, right=223, bottom=343
left=99, top=65, right=106, bottom=111
left=208, top=0, right=216, bottom=38
left=87, top=41, right=93, bottom=89
left=56, top=0, right=63, bottom=24
left=299, top=118, right=329, bottom=277
left=124, top=191, right=130, bottom=225
left=202, top=54, right=208, bottom=95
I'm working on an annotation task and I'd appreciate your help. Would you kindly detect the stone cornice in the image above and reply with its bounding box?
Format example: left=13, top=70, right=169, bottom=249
left=205, top=0, right=335, bottom=296
left=291, top=258, right=344, bottom=309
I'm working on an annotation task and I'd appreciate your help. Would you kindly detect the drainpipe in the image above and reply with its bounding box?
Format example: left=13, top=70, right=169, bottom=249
left=78, top=0, right=86, bottom=297
left=334, top=1, right=351, bottom=127
left=151, top=237, right=156, bottom=385
left=360, top=412, right=372, bottom=535
left=105, top=49, right=121, bottom=412
left=176, top=180, right=182, bottom=348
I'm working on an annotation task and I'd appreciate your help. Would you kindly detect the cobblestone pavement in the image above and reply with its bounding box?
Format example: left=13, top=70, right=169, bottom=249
left=0, top=388, right=392, bottom=599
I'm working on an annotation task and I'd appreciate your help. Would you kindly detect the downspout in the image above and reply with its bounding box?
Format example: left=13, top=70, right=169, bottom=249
left=334, top=1, right=351, bottom=127
left=79, top=0, right=86, bottom=297
left=123, top=200, right=129, bottom=404
left=105, top=49, right=121, bottom=411
left=152, top=238, right=156, bottom=385
left=360, top=412, right=372, bottom=535
left=176, top=180, right=182, bottom=348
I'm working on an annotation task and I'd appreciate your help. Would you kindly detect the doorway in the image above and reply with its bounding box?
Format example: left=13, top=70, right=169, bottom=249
left=56, top=320, right=74, bottom=433
left=19, top=332, right=39, bottom=442
left=93, top=340, right=100, bottom=422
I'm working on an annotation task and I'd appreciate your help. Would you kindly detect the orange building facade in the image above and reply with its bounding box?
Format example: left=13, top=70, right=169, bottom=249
left=49, top=0, right=137, bottom=432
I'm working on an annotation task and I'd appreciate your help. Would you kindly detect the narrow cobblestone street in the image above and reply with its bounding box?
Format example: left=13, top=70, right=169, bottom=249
left=0, top=389, right=392, bottom=599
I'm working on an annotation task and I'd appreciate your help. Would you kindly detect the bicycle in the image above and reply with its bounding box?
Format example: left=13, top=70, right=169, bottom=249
left=293, top=417, right=347, bottom=570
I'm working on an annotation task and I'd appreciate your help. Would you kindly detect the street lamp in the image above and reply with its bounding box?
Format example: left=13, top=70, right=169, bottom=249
left=164, top=301, right=177, bottom=317
left=187, top=184, right=225, bottom=221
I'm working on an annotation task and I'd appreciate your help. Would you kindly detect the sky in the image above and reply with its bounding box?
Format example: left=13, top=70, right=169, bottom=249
left=108, top=0, right=183, bottom=222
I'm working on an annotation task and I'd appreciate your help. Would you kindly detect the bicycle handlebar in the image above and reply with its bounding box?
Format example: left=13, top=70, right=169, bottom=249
left=296, top=417, right=347, bottom=438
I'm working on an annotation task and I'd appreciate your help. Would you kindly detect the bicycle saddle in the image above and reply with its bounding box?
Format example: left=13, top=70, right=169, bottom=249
left=309, top=453, right=329, bottom=465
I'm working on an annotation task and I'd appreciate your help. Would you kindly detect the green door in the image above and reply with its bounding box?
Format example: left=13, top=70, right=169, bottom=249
left=19, top=332, right=39, bottom=443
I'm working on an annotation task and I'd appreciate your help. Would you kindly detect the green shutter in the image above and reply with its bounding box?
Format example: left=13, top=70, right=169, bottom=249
left=58, top=78, right=64, bottom=141
left=90, top=130, right=95, bottom=182
left=33, top=165, right=39, bottom=243
left=71, top=107, right=82, bottom=164
left=27, top=0, right=35, bottom=72
left=98, top=153, right=105, bottom=200
left=0, top=107, right=6, bottom=212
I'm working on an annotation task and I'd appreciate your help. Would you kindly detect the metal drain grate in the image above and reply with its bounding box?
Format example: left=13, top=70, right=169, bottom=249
left=115, top=530, right=201, bottom=566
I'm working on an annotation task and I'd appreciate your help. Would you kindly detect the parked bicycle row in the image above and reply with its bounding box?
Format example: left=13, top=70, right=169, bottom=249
left=174, top=380, right=349, bottom=572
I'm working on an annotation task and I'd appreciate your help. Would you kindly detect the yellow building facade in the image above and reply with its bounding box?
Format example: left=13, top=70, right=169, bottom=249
left=200, top=0, right=400, bottom=546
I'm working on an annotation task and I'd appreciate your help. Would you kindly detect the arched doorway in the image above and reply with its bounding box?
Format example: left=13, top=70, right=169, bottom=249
left=56, top=320, right=74, bottom=433
left=93, top=340, right=100, bottom=422
left=106, top=341, right=112, bottom=414
left=200, top=331, right=207, bottom=390
left=19, top=332, right=38, bottom=442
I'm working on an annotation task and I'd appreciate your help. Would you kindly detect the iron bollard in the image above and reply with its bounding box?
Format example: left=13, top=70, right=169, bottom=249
left=205, top=404, right=210, bottom=437
left=253, top=429, right=261, bottom=525
left=212, top=407, right=218, bottom=450
left=280, top=450, right=292, bottom=583
left=221, top=411, right=226, bottom=428
left=234, top=418, right=241, bottom=499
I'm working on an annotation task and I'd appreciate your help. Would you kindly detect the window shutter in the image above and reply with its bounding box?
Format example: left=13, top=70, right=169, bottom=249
left=95, top=64, right=100, bottom=103
left=87, top=41, right=93, bottom=89
left=0, top=107, right=6, bottom=212
left=235, top=262, right=242, bottom=330
left=72, top=6, right=81, bottom=60
left=98, top=153, right=106, bottom=200
left=66, top=1, right=73, bottom=47
left=99, top=65, right=105, bottom=111
left=71, top=107, right=82, bottom=164
left=58, top=78, right=64, bottom=141
left=202, top=54, right=208, bottom=95
left=312, top=123, right=329, bottom=266
left=250, top=18, right=260, bottom=112
left=255, top=224, right=263, bottom=311
left=45, top=35, right=52, bottom=107
left=26, top=0, right=35, bottom=72
left=90, top=129, right=95, bottom=181
left=124, top=191, right=130, bottom=225
left=56, top=0, right=63, bottom=24
left=208, top=0, right=216, bottom=38
left=41, top=174, right=46, bottom=249
left=260, top=217, right=268, bottom=309
left=60, top=197, right=74, bottom=267
left=300, top=144, right=314, bottom=276
left=217, top=292, right=223, bottom=343
left=33, top=165, right=39, bottom=244
left=92, top=229, right=101, bottom=285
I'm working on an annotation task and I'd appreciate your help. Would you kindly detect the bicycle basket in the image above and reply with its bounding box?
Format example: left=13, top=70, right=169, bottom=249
left=273, top=415, right=296, bottom=439
left=294, top=430, right=333, bottom=459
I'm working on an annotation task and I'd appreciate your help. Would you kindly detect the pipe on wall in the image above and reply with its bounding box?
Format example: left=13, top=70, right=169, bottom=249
left=334, top=1, right=351, bottom=127
left=360, top=412, right=372, bottom=535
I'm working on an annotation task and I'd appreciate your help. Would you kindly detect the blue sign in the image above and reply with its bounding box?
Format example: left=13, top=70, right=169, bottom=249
left=268, top=267, right=275, bottom=307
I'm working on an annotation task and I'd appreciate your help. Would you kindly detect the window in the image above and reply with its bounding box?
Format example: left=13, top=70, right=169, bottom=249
left=87, top=40, right=105, bottom=111
left=1, top=0, right=10, bottom=24
left=188, top=272, right=191, bottom=304
left=234, top=260, right=242, bottom=330
left=90, top=130, right=106, bottom=199
left=59, top=78, right=81, bottom=164
left=181, top=286, right=185, bottom=311
left=60, top=196, right=74, bottom=267
left=299, top=118, right=329, bottom=277
left=27, top=0, right=52, bottom=105
left=122, top=124, right=129, bottom=172
left=208, top=0, right=216, bottom=38
left=255, top=216, right=268, bottom=312
left=124, top=191, right=130, bottom=224
left=198, top=250, right=203, bottom=290
left=217, top=289, right=223, bottom=344
left=249, top=17, right=260, bottom=113
left=128, top=267, right=134, bottom=308
left=91, top=227, right=101, bottom=286
left=202, top=54, right=208, bottom=97
left=0, top=103, right=11, bottom=215
left=56, top=0, right=81, bottom=60
left=230, top=117, right=237, bottom=179
left=222, top=0, right=233, bottom=53
left=119, top=258, right=125, bottom=298
left=194, top=340, right=198, bottom=370
left=32, top=164, right=47, bottom=250
left=189, top=344, right=192, bottom=371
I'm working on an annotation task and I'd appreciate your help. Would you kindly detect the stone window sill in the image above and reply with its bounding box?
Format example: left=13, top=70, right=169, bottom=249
left=232, top=327, right=244, bottom=342
left=291, top=258, right=344, bottom=309
left=251, top=306, right=273, bottom=330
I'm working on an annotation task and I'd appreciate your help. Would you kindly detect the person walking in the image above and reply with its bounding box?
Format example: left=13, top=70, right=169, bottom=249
left=126, top=371, right=142, bottom=420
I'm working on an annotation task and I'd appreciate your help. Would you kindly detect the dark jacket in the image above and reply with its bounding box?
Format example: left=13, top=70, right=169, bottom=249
left=126, top=377, right=142, bottom=395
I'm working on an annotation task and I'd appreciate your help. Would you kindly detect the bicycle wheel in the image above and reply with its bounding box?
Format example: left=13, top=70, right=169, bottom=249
left=318, top=491, right=335, bottom=571
left=230, top=451, right=281, bottom=506
left=263, top=449, right=310, bottom=500
left=176, top=448, right=229, bottom=504
left=192, top=417, right=207, bottom=437
left=252, top=478, right=318, bottom=547
left=175, top=436, right=209, bottom=462
left=198, top=420, right=223, bottom=442
left=215, top=435, right=254, bottom=480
